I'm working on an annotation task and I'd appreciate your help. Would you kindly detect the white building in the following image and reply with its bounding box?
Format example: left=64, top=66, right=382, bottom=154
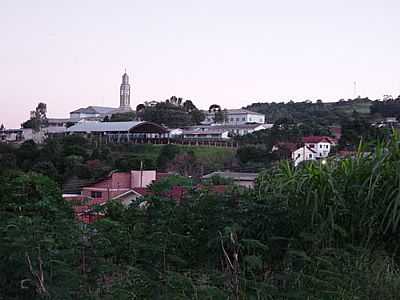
left=292, top=146, right=317, bottom=166
left=182, top=129, right=230, bottom=140
left=303, top=136, right=334, bottom=158
left=292, top=136, right=335, bottom=166
left=203, top=109, right=265, bottom=125
left=177, top=123, right=272, bottom=139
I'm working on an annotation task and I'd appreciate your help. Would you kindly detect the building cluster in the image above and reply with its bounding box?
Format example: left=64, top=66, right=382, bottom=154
left=1, top=72, right=272, bottom=144
left=63, top=169, right=259, bottom=224
left=1, top=71, right=346, bottom=167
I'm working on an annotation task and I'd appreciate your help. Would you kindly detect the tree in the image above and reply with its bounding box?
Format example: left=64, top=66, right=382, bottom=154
left=156, top=144, right=181, bottom=170
left=21, top=103, right=49, bottom=131
left=209, top=104, right=221, bottom=112
left=143, top=102, right=193, bottom=127
left=136, top=104, right=146, bottom=121
left=0, top=172, right=82, bottom=299
left=183, top=100, right=196, bottom=112
left=189, top=109, right=205, bottom=125
left=109, top=112, right=136, bottom=122
left=166, top=151, right=200, bottom=177
left=214, top=109, right=227, bottom=124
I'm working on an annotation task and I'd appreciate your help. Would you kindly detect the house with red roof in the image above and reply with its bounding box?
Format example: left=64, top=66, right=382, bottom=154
left=292, top=145, right=317, bottom=166
left=303, top=136, right=335, bottom=158
left=291, top=136, right=336, bottom=166
left=63, top=170, right=170, bottom=223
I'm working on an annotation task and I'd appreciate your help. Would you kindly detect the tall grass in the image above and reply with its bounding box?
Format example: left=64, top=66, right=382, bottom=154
left=254, top=133, right=400, bottom=299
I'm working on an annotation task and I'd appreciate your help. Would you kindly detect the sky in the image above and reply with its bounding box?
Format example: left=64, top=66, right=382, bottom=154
left=1, top=0, right=399, bottom=128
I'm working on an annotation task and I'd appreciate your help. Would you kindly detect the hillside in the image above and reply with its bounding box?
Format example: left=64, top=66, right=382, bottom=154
left=245, top=98, right=375, bottom=124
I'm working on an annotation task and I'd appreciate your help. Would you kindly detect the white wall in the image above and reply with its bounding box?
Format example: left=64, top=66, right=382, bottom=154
left=204, top=112, right=265, bottom=125
left=292, top=147, right=316, bottom=166
left=305, top=142, right=331, bottom=158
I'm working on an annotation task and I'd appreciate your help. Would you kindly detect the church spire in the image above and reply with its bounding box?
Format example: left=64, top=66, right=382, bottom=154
left=119, top=71, right=131, bottom=110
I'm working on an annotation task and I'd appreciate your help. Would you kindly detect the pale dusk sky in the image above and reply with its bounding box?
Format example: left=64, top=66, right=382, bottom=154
left=1, top=0, right=399, bottom=128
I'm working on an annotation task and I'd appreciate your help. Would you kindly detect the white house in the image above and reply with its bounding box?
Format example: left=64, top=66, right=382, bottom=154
left=291, top=136, right=335, bottom=166
left=292, top=146, right=317, bottom=166
left=303, top=136, right=334, bottom=158
left=203, top=109, right=265, bottom=125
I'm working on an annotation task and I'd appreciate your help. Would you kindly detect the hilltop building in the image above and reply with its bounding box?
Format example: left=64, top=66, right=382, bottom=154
left=203, top=109, right=265, bottom=125
left=69, top=72, right=133, bottom=120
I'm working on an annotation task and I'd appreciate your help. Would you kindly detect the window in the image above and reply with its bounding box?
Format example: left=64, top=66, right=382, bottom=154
left=230, top=118, right=233, bottom=121
left=91, top=191, right=102, bottom=198
left=326, top=145, right=329, bottom=149
left=309, top=154, right=312, bottom=158
left=319, top=144, right=322, bottom=148
left=242, top=117, right=245, bottom=121
left=236, top=117, right=239, bottom=121
left=320, top=153, right=322, bottom=156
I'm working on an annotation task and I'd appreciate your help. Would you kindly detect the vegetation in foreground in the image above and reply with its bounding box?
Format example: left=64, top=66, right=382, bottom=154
left=3, top=135, right=400, bottom=298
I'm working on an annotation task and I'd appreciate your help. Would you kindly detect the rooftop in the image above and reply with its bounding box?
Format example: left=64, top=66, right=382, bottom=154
left=205, top=109, right=264, bottom=116
left=67, top=121, right=144, bottom=133
left=187, top=123, right=271, bottom=131
left=303, top=136, right=335, bottom=144
left=202, top=171, right=259, bottom=181
left=70, top=106, right=116, bottom=115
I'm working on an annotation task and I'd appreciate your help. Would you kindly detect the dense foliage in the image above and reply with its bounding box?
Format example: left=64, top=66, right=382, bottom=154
left=139, top=96, right=205, bottom=127
left=3, top=136, right=400, bottom=298
left=0, top=137, right=236, bottom=191
left=0, top=171, right=81, bottom=299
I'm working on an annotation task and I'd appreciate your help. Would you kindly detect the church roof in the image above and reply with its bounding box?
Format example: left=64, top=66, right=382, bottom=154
left=70, top=106, right=116, bottom=115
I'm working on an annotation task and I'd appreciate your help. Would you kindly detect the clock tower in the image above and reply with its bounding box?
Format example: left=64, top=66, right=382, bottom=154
left=119, top=72, right=132, bottom=110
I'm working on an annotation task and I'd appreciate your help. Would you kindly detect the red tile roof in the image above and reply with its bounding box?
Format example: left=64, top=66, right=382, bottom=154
left=303, top=136, right=334, bottom=144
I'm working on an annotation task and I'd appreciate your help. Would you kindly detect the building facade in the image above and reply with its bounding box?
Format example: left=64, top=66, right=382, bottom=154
left=203, top=109, right=265, bottom=125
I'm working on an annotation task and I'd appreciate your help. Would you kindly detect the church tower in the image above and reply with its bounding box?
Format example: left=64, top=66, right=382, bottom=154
left=119, top=72, right=132, bottom=110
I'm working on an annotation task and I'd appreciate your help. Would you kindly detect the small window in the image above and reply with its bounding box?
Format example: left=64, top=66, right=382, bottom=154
left=320, top=144, right=322, bottom=148
left=326, top=145, right=328, bottom=149
left=242, top=117, right=245, bottom=121
left=320, top=153, right=322, bottom=156
left=236, top=117, right=239, bottom=121
left=91, top=191, right=102, bottom=198
left=309, top=154, right=312, bottom=158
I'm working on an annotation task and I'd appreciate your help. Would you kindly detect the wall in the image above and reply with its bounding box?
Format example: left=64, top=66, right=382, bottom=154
left=131, top=170, right=156, bottom=188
